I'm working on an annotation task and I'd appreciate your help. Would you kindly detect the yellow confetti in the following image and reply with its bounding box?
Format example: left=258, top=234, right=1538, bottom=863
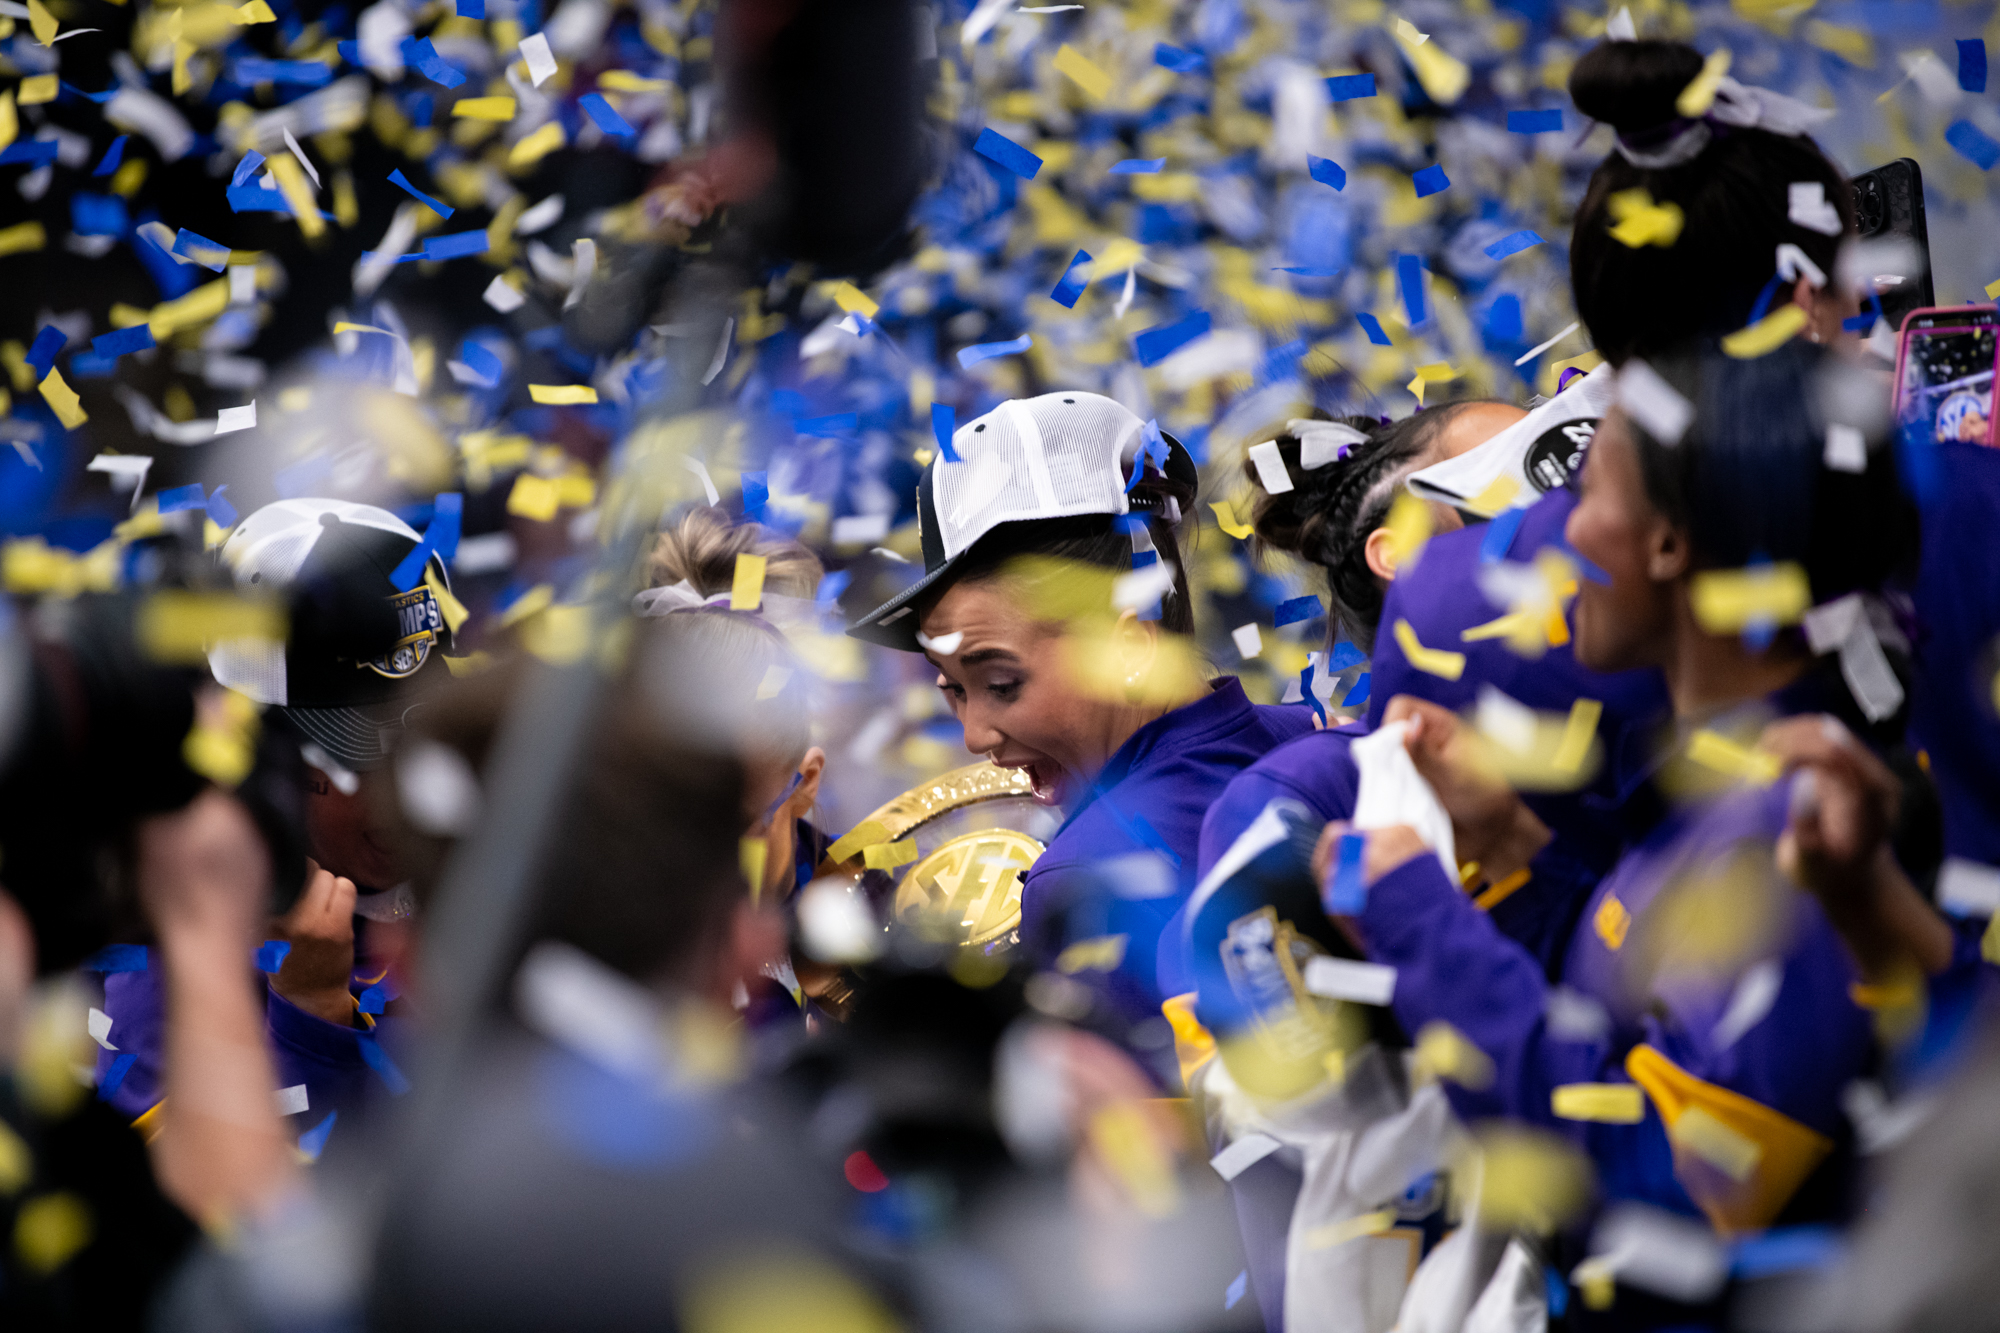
left=1594, top=893, right=1630, bottom=950
left=1803, top=20, right=1873, bottom=67
left=1393, top=618, right=1465, bottom=681
left=1552, top=1083, right=1646, bottom=1123
left=0, top=1118, right=27, bottom=1195
left=730, top=551, right=767, bottom=610
left=1685, top=729, right=1784, bottom=787
left=1053, top=43, right=1112, bottom=100
left=1056, top=933, right=1129, bottom=973
left=831, top=282, right=879, bottom=320
left=1675, top=47, right=1732, bottom=116
left=1987, top=278, right=2000, bottom=301
left=506, top=475, right=561, bottom=521
left=0, top=221, right=45, bottom=258
left=1303, top=1208, right=1396, bottom=1250
left=182, top=690, right=261, bottom=787
left=598, top=69, right=670, bottom=93
left=528, top=384, right=598, bottom=404
left=1671, top=1104, right=1763, bottom=1181
left=1414, top=1020, right=1493, bottom=1089
left=1381, top=490, right=1433, bottom=570
left=453, top=96, right=518, bottom=121
left=1394, top=23, right=1470, bottom=104
left=1086, top=1101, right=1181, bottom=1217
left=14, top=1191, right=90, bottom=1275
left=826, top=819, right=889, bottom=865
left=18, top=75, right=57, bottom=106
left=38, top=370, right=85, bottom=430
left=1607, top=188, right=1684, bottom=248
left=1469, top=1126, right=1593, bottom=1233
left=1721, top=304, right=1808, bottom=359
left=1210, top=500, right=1255, bottom=539
left=0, top=89, right=14, bottom=152
left=1551, top=697, right=1603, bottom=774
left=740, top=837, right=768, bottom=905
left=265, top=152, right=325, bottom=239
left=137, top=592, right=284, bottom=663
left=862, top=838, right=918, bottom=870
left=508, top=120, right=566, bottom=168
left=25, top=0, right=57, bottom=45
left=151, top=279, right=231, bottom=338
left=1689, top=563, right=1811, bottom=633
left=1463, top=474, right=1520, bottom=518
left=232, top=0, right=277, bottom=20
left=424, top=569, right=469, bottom=634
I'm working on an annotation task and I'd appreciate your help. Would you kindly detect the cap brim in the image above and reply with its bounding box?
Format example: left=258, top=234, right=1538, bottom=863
left=845, top=429, right=1198, bottom=654
left=845, top=555, right=965, bottom=652
left=278, top=702, right=413, bottom=771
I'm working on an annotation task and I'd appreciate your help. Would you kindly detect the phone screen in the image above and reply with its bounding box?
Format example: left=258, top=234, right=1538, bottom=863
left=1897, top=322, right=1997, bottom=446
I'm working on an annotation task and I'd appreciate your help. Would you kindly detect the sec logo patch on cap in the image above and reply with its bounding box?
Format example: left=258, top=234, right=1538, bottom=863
left=370, top=585, right=446, bottom=679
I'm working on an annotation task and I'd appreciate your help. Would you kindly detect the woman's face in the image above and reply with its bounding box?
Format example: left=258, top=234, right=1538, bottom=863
left=918, top=579, right=1128, bottom=807
left=1564, top=408, right=1681, bottom=672
left=741, top=746, right=825, bottom=904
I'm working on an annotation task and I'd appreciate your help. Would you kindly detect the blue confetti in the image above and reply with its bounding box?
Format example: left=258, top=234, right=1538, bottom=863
left=1050, top=248, right=1093, bottom=307
left=71, top=193, right=128, bottom=237
left=91, top=324, right=156, bottom=358
left=82, top=944, right=148, bottom=973
left=99, top=1053, right=138, bottom=1099
left=422, top=230, right=492, bottom=261
left=1483, top=229, right=1542, bottom=260
left=429, top=492, right=464, bottom=561
left=1323, top=832, right=1367, bottom=913
left=357, top=1034, right=412, bottom=1095
left=0, top=141, right=59, bottom=168
left=1544, top=1267, right=1569, bottom=1319
left=1342, top=672, right=1371, bottom=706
left=816, top=570, right=852, bottom=608
left=1397, top=254, right=1428, bottom=327
left=24, top=327, right=65, bottom=377
left=171, top=227, right=230, bottom=271
left=932, top=402, right=959, bottom=462
left=400, top=36, right=467, bottom=88
left=457, top=0, right=485, bottom=15
left=226, top=184, right=292, bottom=213
left=1479, top=506, right=1527, bottom=563
left=1485, top=293, right=1523, bottom=342
left=1946, top=119, right=2000, bottom=170
left=973, top=127, right=1043, bottom=179
left=92, top=135, right=128, bottom=177
left=1507, top=108, right=1562, bottom=134
left=1329, top=640, right=1367, bottom=672
left=1109, top=158, right=1165, bottom=174
left=158, top=483, right=207, bottom=515
left=387, top=168, right=454, bottom=218
left=579, top=92, right=637, bottom=138
left=1272, top=265, right=1344, bottom=276
left=743, top=471, right=770, bottom=521
left=358, top=982, right=397, bottom=1015
left=1133, top=310, right=1211, bottom=367
left=234, top=57, right=335, bottom=86
left=1154, top=43, right=1205, bottom=72
left=1355, top=312, right=1392, bottom=346
left=455, top=338, right=503, bottom=386
left=231, top=150, right=266, bottom=188
left=298, top=1111, right=338, bottom=1161
left=1299, top=662, right=1327, bottom=725
left=208, top=485, right=239, bottom=529
left=1961, top=39, right=1988, bottom=93
left=1732, top=1225, right=1842, bottom=1279
left=254, top=939, right=292, bottom=972
left=957, top=334, right=1032, bottom=368
left=1274, top=594, right=1323, bottom=626
left=1412, top=163, right=1450, bottom=197
left=796, top=412, right=859, bottom=436
left=1225, top=1271, right=1249, bottom=1311
left=1326, top=72, right=1376, bottom=101
left=1307, top=154, right=1347, bottom=191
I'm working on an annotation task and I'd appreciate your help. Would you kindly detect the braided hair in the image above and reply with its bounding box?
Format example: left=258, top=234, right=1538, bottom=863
left=1249, top=402, right=1504, bottom=653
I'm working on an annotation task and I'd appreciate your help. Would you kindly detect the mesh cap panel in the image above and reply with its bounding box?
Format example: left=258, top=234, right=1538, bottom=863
left=930, top=393, right=1146, bottom=560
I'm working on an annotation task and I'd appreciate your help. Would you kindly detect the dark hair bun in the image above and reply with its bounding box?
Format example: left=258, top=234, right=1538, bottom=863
left=1569, top=39, right=1706, bottom=135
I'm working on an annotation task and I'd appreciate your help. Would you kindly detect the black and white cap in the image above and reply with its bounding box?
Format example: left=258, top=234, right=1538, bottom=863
left=1403, top=363, right=1614, bottom=514
left=848, top=391, right=1196, bottom=651
left=209, top=498, right=457, bottom=770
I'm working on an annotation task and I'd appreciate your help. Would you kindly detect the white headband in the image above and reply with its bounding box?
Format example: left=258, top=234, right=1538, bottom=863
left=1612, top=77, right=1835, bottom=169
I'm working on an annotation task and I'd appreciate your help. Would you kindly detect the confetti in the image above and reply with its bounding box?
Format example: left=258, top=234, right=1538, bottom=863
left=1607, top=188, right=1685, bottom=248
left=1306, top=154, right=1347, bottom=191
left=1325, top=72, right=1376, bottom=101
left=1507, top=108, right=1562, bottom=133
left=1484, top=229, right=1543, bottom=260
left=973, top=127, right=1043, bottom=178
left=1052, top=43, right=1111, bottom=100
left=1393, top=619, right=1465, bottom=680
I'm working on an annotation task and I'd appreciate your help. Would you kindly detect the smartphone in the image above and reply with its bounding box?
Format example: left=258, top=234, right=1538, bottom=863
left=1850, top=159, right=1934, bottom=332
left=1894, top=306, right=1999, bottom=448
